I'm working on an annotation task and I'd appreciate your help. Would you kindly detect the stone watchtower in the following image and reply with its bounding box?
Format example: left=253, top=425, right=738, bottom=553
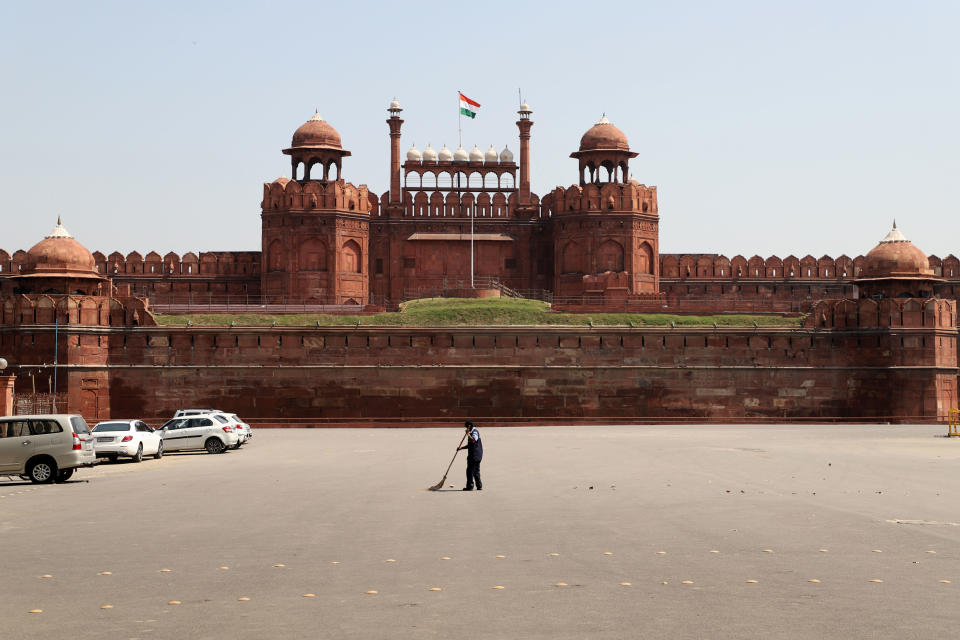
left=806, top=223, right=958, bottom=418
left=0, top=220, right=153, bottom=420
left=260, top=112, right=373, bottom=305
left=542, top=116, right=660, bottom=300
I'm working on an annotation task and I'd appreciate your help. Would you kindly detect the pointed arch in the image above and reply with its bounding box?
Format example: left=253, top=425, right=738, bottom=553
left=341, top=240, right=362, bottom=274
left=598, top=240, right=624, bottom=272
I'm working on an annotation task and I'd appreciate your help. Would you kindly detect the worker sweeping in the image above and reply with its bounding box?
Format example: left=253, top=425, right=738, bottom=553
left=457, top=420, right=483, bottom=491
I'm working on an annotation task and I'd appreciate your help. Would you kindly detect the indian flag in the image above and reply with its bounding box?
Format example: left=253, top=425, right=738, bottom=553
left=459, top=92, right=481, bottom=119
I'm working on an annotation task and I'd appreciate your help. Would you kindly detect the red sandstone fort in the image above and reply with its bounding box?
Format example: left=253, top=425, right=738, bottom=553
left=0, top=100, right=956, bottom=424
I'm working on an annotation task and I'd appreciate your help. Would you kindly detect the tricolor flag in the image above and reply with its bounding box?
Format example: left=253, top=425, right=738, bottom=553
left=459, top=92, right=481, bottom=119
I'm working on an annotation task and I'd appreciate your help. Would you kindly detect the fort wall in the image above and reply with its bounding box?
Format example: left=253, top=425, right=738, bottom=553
left=3, top=302, right=953, bottom=424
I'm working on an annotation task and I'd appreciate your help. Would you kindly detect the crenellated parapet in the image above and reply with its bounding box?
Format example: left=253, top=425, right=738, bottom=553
left=1, top=293, right=155, bottom=327
left=805, top=297, right=956, bottom=329
left=661, top=253, right=960, bottom=281
left=541, top=182, right=657, bottom=217
left=262, top=177, right=374, bottom=216
left=85, top=250, right=261, bottom=277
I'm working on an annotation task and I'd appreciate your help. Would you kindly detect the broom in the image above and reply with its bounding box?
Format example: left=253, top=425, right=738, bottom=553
left=427, top=432, right=467, bottom=491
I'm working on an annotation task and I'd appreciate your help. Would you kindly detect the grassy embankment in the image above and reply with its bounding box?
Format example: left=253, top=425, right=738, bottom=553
left=154, top=297, right=803, bottom=328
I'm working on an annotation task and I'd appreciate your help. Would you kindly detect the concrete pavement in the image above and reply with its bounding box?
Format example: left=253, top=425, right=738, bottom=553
left=1, top=425, right=958, bottom=639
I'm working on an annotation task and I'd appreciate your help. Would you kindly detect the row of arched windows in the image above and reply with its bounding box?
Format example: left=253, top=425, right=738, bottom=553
left=404, top=170, right=515, bottom=191
left=266, top=239, right=363, bottom=274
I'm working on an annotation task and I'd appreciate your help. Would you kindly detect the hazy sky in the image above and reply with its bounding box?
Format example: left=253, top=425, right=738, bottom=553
left=1, top=1, right=957, bottom=260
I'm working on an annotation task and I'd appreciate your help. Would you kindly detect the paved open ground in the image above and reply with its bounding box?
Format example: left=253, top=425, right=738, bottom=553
left=1, top=425, right=958, bottom=639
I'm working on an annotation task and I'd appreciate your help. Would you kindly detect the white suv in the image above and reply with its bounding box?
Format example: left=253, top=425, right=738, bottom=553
left=158, top=414, right=239, bottom=454
left=173, top=409, right=248, bottom=447
left=0, top=414, right=97, bottom=483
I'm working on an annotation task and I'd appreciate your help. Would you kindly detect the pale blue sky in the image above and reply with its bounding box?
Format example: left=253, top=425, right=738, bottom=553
left=1, top=1, right=957, bottom=259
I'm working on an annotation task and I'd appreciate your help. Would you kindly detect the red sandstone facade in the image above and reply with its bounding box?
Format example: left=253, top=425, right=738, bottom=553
left=0, top=102, right=957, bottom=424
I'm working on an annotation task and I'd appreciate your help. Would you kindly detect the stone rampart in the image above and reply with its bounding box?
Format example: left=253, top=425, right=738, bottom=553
left=2, top=322, right=951, bottom=424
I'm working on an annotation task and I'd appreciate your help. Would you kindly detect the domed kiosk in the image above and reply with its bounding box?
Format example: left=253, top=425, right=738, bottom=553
left=283, top=112, right=351, bottom=182
left=857, top=222, right=941, bottom=299
left=11, top=218, right=107, bottom=295
left=570, top=115, right=638, bottom=185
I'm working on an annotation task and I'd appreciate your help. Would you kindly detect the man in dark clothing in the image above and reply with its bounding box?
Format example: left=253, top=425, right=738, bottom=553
left=458, top=420, right=483, bottom=490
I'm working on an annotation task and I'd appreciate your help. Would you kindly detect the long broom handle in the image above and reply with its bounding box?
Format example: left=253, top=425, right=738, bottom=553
left=440, top=432, right=468, bottom=479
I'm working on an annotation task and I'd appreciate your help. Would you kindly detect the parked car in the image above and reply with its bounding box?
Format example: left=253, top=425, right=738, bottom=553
left=158, top=414, right=239, bottom=454
left=229, top=414, right=252, bottom=443
left=205, top=412, right=248, bottom=447
left=0, top=414, right=97, bottom=483
left=173, top=409, right=249, bottom=447
left=173, top=408, right=221, bottom=418
left=91, top=420, right=163, bottom=462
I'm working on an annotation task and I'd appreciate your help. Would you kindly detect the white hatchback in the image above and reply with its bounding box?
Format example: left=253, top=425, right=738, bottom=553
left=92, top=420, right=163, bottom=462
left=229, top=414, right=252, bottom=444
left=158, top=414, right=239, bottom=454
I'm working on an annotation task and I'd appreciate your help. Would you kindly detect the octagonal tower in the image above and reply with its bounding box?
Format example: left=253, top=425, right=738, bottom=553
left=261, top=112, right=372, bottom=305
left=542, top=116, right=659, bottom=300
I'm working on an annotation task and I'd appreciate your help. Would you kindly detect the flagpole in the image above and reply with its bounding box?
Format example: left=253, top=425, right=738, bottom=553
left=470, top=188, right=474, bottom=289
left=459, top=90, right=473, bottom=288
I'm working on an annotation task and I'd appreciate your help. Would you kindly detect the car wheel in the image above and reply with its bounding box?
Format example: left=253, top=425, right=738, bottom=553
left=27, top=459, right=57, bottom=484
left=154, top=441, right=164, bottom=459
left=56, top=468, right=74, bottom=483
left=205, top=437, right=225, bottom=454
left=131, top=444, right=143, bottom=463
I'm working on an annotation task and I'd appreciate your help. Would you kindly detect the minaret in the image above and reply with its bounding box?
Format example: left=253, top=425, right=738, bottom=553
left=516, top=102, right=533, bottom=204
left=387, top=98, right=404, bottom=205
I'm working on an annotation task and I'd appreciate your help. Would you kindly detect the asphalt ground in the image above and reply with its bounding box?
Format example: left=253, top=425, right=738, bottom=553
left=1, top=425, right=958, bottom=640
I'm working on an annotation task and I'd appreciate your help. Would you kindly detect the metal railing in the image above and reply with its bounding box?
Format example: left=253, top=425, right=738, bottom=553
left=14, top=393, right=68, bottom=415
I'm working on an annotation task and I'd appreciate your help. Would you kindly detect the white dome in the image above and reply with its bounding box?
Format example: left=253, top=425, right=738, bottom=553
left=453, top=146, right=468, bottom=162
left=520, top=102, right=531, bottom=112
left=438, top=145, right=453, bottom=162
left=406, top=144, right=422, bottom=161
left=422, top=144, right=437, bottom=162
left=468, top=145, right=484, bottom=163
left=499, top=146, right=514, bottom=163
left=485, top=145, right=499, bottom=163
left=389, top=98, right=401, bottom=110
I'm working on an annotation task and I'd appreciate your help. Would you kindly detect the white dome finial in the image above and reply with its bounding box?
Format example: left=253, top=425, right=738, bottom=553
left=46, top=218, right=72, bottom=239
left=880, top=222, right=908, bottom=243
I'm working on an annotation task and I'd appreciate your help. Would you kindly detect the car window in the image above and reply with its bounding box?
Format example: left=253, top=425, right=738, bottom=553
left=70, top=416, right=91, bottom=434
left=199, top=418, right=214, bottom=427
left=136, top=422, right=151, bottom=432
left=30, top=420, right=63, bottom=435
left=93, top=422, right=131, bottom=432
left=0, top=420, right=31, bottom=438
left=162, top=418, right=188, bottom=431
left=212, top=415, right=228, bottom=423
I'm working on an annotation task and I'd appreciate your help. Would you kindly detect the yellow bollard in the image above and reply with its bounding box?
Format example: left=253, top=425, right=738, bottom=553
left=948, top=408, right=960, bottom=437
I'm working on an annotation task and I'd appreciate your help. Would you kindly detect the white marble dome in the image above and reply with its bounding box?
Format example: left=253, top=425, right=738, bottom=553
left=469, top=145, right=484, bottom=163
left=453, top=146, right=468, bottom=162
left=499, top=146, right=514, bottom=163
left=406, top=144, right=422, bottom=161
left=438, top=145, right=453, bottom=162
left=422, top=144, right=437, bottom=162
left=485, top=145, right=499, bottom=163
